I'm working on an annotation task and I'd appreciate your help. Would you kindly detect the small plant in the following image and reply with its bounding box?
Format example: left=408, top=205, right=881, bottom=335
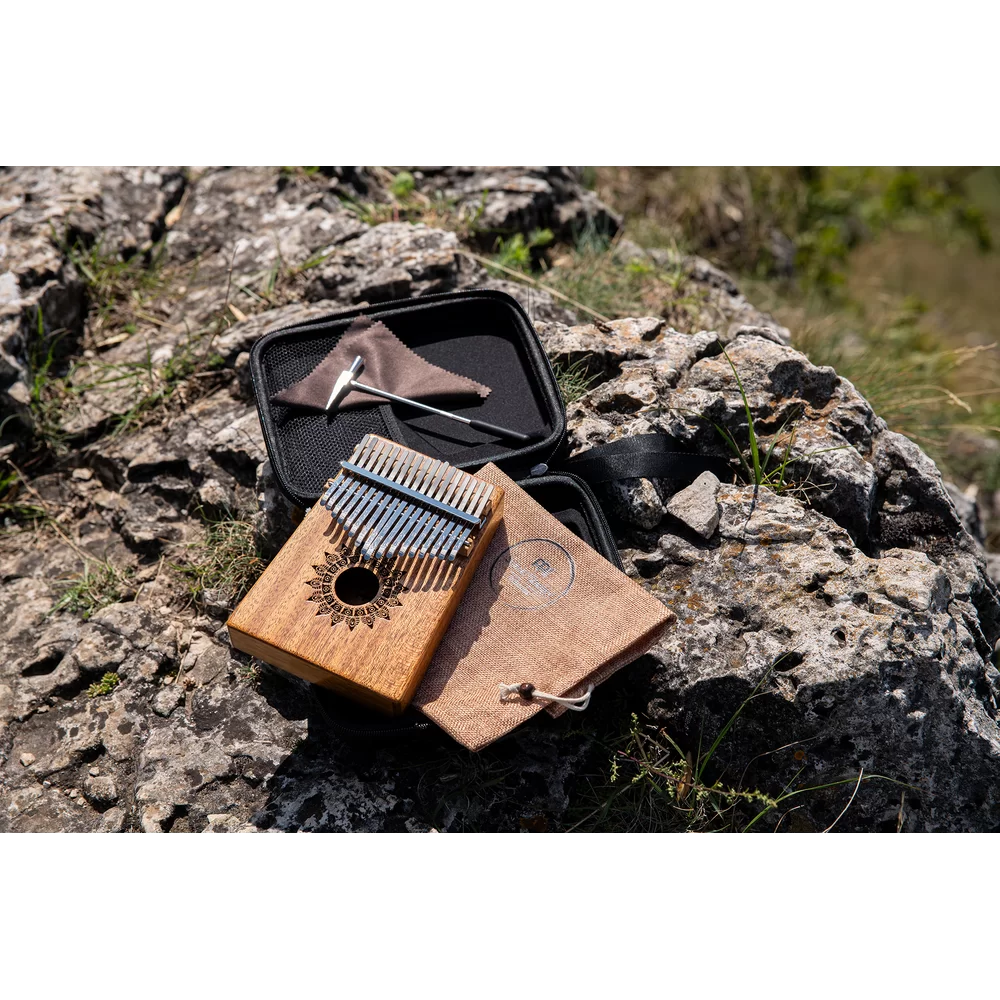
left=489, top=228, right=554, bottom=274
left=0, top=466, right=47, bottom=526
left=67, top=237, right=170, bottom=345
left=570, top=657, right=907, bottom=832
left=551, top=355, right=601, bottom=404
left=390, top=170, right=416, bottom=199
left=52, top=561, right=136, bottom=619
left=87, top=672, right=121, bottom=698
left=708, top=348, right=796, bottom=489
left=238, top=660, right=261, bottom=687
left=699, top=347, right=845, bottom=495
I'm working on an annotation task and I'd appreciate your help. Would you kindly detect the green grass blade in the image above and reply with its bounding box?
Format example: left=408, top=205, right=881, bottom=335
left=722, top=348, right=761, bottom=484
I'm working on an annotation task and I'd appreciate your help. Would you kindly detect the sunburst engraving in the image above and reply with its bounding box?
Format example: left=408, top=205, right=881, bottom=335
left=305, top=546, right=405, bottom=629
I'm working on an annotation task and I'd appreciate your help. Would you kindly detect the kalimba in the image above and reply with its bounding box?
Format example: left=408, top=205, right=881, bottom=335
left=227, top=434, right=505, bottom=714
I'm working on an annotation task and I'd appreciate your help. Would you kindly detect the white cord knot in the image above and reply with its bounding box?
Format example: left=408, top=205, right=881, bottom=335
left=498, top=681, right=593, bottom=712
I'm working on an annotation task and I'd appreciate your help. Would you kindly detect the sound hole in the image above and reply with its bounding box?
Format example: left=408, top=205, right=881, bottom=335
left=334, top=566, right=381, bottom=606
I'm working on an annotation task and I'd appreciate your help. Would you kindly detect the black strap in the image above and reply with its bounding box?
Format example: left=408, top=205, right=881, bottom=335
left=559, top=434, right=733, bottom=486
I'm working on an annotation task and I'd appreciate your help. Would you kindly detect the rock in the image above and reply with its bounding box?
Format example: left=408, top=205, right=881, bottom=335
left=198, top=589, right=233, bottom=620
left=19, top=752, right=34, bottom=766
left=946, top=481, right=986, bottom=547
left=196, top=479, right=236, bottom=520
left=82, top=774, right=118, bottom=808
left=253, top=459, right=298, bottom=559
left=612, top=241, right=791, bottom=343
left=478, top=278, right=578, bottom=325
left=1, top=167, right=181, bottom=415
left=212, top=303, right=335, bottom=363
left=390, top=167, right=621, bottom=246
left=141, top=803, right=175, bottom=833
left=98, top=807, right=126, bottom=832
left=635, top=484, right=1000, bottom=831
left=304, top=223, right=465, bottom=303
left=152, top=685, right=184, bottom=718
left=665, top=471, right=721, bottom=538
left=557, top=319, right=1000, bottom=830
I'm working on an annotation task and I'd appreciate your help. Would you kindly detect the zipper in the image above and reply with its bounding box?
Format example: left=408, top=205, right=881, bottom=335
left=521, top=471, right=624, bottom=570
left=559, top=470, right=623, bottom=570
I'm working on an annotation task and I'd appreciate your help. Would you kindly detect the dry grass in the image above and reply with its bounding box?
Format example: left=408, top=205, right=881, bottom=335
left=751, top=283, right=1000, bottom=489
left=591, top=167, right=1000, bottom=494
left=52, top=560, right=136, bottom=619
left=175, top=516, right=266, bottom=608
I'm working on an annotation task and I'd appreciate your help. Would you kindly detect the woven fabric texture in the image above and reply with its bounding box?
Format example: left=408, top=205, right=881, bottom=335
left=413, top=465, right=674, bottom=750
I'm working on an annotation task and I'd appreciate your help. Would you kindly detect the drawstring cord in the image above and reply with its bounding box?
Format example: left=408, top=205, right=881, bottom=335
left=498, top=682, right=594, bottom=712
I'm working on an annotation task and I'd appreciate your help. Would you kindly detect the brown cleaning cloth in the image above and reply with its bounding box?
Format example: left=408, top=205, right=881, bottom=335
left=270, top=316, right=491, bottom=412
left=412, top=465, right=674, bottom=751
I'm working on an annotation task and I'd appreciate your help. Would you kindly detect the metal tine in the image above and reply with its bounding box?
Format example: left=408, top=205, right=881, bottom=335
left=322, top=436, right=378, bottom=509
left=335, top=442, right=401, bottom=523
left=323, top=434, right=371, bottom=503
left=407, top=472, right=473, bottom=556
left=360, top=454, right=436, bottom=557
left=351, top=449, right=418, bottom=541
left=442, top=482, right=494, bottom=560
left=329, top=438, right=392, bottom=517
left=339, top=463, right=393, bottom=530
left=432, top=475, right=488, bottom=560
left=354, top=450, right=425, bottom=545
left=400, top=466, right=468, bottom=556
left=432, top=480, right=487, bottom=560
left=424, top=476, right=483, bottom=559
left=344, top=446, right=416, bottom=537
left=372, top=455, right=448, bottom=560
left=358, top=452, right=440, bottom=559
left=380, top=460, right=450, bottom=560
left=390, top=465, right=462, bottom=560
left=420, top=473, right=477, bottom=556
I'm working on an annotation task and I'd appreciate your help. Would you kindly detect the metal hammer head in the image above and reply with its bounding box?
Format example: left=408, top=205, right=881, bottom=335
left=324, top=355, right=365, bottom=412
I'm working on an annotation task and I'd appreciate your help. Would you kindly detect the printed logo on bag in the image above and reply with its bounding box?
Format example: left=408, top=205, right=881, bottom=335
left=489, top=538, right=575, bottom=610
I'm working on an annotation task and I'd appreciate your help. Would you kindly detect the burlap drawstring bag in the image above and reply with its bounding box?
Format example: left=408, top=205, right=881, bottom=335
left=413, top=464, right=674, bottom=750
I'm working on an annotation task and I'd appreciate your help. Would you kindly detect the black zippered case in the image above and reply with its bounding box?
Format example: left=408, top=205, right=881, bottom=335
left=250, top=288, right=571, bottom=506
left=248, top=288, right=624, bottom=740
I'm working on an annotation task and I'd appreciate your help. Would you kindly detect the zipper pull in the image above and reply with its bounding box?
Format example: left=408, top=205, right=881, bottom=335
left=529, top=463, right=549, bottom=477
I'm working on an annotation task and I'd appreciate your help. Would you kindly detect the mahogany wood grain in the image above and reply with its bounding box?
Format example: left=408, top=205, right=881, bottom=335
left=227, top=486, right=503, bottom=715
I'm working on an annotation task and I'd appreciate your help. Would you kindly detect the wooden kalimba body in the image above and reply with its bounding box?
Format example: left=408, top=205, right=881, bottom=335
left=227, top=434, right=504, bottom=714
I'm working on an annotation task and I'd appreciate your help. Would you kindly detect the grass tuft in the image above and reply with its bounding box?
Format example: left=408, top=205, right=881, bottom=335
left=551, top=355, right=601, bottom=405
left=52, top=561, right=136, bottom=619
left=569, top=657, right=909, bottom=833
left=67, top=238, right=170, bottom=347
left=0, top=466, right=47, bottom=526
left=176, top=516, right=266, bottom=607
